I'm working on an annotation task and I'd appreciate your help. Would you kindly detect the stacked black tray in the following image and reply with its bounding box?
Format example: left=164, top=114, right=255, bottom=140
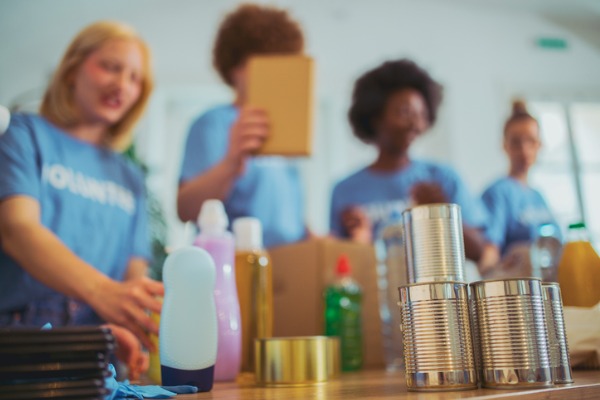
left=0, top=326, right=115, bottom=399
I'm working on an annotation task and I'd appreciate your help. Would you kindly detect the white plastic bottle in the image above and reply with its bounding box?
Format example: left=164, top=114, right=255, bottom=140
left=194, top=200, right=241, bottom=381
left=160, top=246, right=217, bottom=391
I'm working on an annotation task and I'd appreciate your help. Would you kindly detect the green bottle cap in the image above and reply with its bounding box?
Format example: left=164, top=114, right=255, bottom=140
left=568, top=222, right=586, bottom=230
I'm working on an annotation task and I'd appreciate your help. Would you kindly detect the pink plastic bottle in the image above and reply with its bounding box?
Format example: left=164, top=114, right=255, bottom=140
left=194, top=199, right=241, bottom=381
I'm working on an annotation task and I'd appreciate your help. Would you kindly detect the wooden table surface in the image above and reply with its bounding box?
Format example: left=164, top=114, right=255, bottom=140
left=175, top=369, right=600, bottom=399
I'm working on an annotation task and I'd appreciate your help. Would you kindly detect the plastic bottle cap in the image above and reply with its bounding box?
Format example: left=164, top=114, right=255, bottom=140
left=0, top=105, right=10, bottom=135
left=539, top=223, right=556, bottom=237
left=197, top=199, right=228, bottom=233
left=233, top=217, right=263, bottom=250
left=568, top=222, right=586, bottom=230
left=336, top=254, right=352, bottom=276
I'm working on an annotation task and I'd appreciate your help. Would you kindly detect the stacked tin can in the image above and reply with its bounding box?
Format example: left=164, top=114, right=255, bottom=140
left=403, top=203, right=465, bottom=283
left=398, top=204, right=477, bottom=391
left=396, top=203, right=573, bottom=391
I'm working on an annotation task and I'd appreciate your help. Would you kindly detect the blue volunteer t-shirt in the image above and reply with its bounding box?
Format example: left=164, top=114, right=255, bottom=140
left=179, top=104, right=305, bottom=248
left=0, top=113, right=151, bottom=325
left=330, top=159, right=488, bottom=238
left=481, top=176, right=561, bottom=255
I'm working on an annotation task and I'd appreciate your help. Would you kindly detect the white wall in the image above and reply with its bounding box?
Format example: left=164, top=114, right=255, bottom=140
left=2, top=0, right=599, bottom=244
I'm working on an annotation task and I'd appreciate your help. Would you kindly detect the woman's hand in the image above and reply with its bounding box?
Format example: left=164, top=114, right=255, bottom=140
left=341, top=207, right=373, bottom=244
left=89, top=277, right=164, bottom=351
left=105, top=324, right=150, bottom=381
left=0, top=196, right=161, bottom=351
left=410, top=182, right=448, bottom=205
left=224, top=106, right=270, bottom=174
left=177, top=106, right=270, bottom=222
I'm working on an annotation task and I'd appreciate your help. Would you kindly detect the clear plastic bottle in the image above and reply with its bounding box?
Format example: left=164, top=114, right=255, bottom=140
left=194, top=199, right=241, bottom=381
left=530, top=223, right=563, bottom=282
left=324, top=254, right=363, bottom=372
left=374, top=210, right=406, bottom=371
left=232, top=217, right=273, bottom=374
left=557, top=222, right=600, bottom=307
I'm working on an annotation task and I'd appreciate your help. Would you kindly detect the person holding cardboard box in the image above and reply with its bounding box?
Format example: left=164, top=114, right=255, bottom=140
left=178, top=4, right=309, bottom=248
left=329, top=59, right=488, bottom=262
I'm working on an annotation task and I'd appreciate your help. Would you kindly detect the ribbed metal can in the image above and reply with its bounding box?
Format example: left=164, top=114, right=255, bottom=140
left=402, top=203, right=465, bottom=283
left=467, top=284, right=482, bottom=386
left=471, top=278, right=553, bottom=389
left=398, top=281, right=477, bottom=391
left=542, top=282, right=574, bottom=384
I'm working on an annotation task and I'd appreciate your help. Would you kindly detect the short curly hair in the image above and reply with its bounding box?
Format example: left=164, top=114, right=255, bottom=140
left=348, top=59, right=443, bottom=143
left=213, top=3, right=304, bottom=86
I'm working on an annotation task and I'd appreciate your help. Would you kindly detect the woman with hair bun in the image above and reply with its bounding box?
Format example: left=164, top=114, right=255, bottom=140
left=479, top=100, right=561, bottom=275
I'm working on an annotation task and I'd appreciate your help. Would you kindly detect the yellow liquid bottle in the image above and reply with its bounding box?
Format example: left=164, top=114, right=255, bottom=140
left=557, top=222, right=600, bottom=307
left=233, top=218, right=273, bottom=374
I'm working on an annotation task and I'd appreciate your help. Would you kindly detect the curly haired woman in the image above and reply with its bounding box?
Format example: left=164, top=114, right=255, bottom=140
left=329, top=59, right=487, bottom=262
left=177, top=3, right=308, bottom=248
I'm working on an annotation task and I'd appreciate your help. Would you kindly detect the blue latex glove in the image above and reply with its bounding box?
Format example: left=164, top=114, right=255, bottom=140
left=105, top=364, right=198, bottom=399
left=156, top=386, right=201, bottom=394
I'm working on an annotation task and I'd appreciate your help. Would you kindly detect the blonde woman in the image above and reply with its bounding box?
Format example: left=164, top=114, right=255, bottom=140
left=0, top=21, right=162, bottom=375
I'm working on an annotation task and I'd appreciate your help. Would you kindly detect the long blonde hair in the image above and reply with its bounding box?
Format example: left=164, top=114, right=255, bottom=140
left=40, top=20, right=153, bottom=150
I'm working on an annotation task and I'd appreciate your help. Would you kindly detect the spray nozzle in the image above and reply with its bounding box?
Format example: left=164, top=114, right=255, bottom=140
left=198, top=199, right=228, bottom=232
left=335, top=254, right=352, bottom=277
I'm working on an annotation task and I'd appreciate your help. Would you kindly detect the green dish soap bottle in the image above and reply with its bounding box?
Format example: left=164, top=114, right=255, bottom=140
left=324, top=254, right=363, bottom=371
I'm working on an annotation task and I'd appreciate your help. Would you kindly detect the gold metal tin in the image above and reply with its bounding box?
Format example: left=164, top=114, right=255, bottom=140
left=254, top=336, right=340, bottom=387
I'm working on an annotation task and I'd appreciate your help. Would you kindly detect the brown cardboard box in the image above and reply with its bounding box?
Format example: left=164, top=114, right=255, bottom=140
left=269, top=237, right=384, bottom=369
left=246, top=54, right=314, bottom=156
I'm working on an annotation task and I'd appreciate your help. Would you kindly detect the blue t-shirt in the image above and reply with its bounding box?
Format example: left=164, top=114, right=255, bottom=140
left=482, top=176, right=560, bottom=255
left=0, top=113, right=151, bottom=325
left=330, top=159, right=488, bottom=238
left=179, top=104, right=305, bottom=248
